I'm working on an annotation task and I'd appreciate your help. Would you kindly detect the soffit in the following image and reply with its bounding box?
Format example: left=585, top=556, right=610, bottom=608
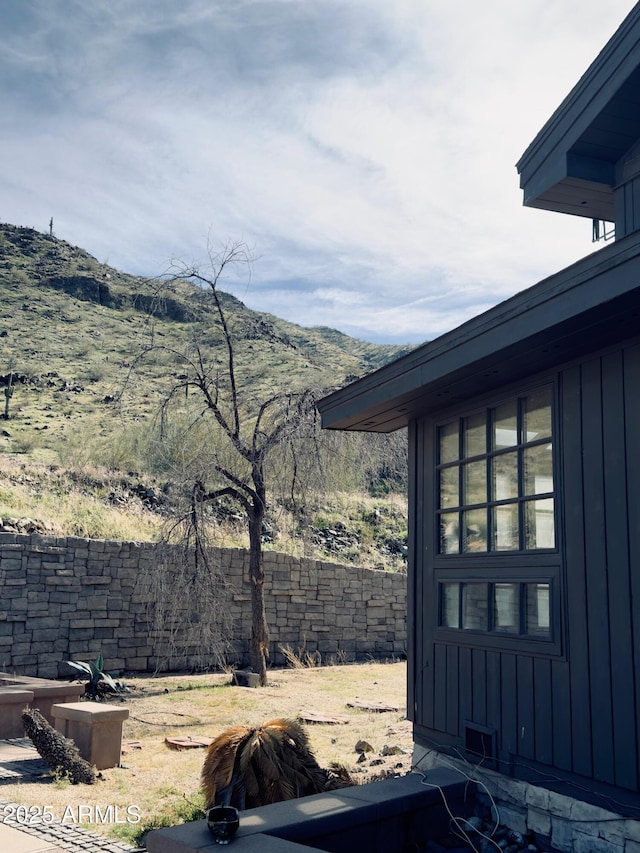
left=318, top=232, right=640, bottom=432
left=517, top=5, right=640, bottom=220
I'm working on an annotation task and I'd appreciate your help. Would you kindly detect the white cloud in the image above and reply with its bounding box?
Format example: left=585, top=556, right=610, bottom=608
left=0, top=0, right=634, bottom=343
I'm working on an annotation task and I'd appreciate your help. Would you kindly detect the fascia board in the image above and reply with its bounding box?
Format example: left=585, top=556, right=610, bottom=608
left=517, top=5, right=640, bottom=184
left=318, top=230, right=640, bottom=429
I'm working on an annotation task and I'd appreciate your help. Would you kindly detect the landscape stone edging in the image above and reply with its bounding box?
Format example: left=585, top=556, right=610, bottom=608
left=412, top=745, right=640, bottom=853
left=0, top=532, right=406, bottom=676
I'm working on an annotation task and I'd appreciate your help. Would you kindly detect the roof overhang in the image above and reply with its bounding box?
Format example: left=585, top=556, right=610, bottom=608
left=318, top=230, right=640, bottom=432
left=517, top=5, right=640, bottom=221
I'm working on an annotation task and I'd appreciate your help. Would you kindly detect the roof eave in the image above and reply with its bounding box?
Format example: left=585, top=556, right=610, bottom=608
left=318, top=230, right=640, bottom=432
left=517, top=5, right=640, bottom=217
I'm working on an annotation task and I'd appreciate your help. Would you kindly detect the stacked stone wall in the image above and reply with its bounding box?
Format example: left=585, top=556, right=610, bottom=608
left=0, top=533, right=406, bottom=677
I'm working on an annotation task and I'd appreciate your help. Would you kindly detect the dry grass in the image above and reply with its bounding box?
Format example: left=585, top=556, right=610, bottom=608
left=0, top=662, right=412, bottom=847
left=0, top=454, right=164, bottom=541
left=0, top=452, right=408, bottom=572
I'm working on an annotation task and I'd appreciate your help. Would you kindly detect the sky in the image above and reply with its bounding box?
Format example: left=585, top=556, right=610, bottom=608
left=0, top=0, right=634, bottom=345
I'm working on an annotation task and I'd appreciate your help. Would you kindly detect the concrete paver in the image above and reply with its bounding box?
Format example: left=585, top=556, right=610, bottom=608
left=0, top=739, right=140, bottom=853
left=0, top=820, right=65, bottom=852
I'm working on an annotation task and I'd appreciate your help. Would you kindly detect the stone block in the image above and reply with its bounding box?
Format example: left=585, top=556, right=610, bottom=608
left=36, top=664, right=59, bottom=679
left=40, top=624, right=66, bottom=644
left=25, top=601, right=50, bottom=612
left=69, top=628, right=95, bottom=640
left=527, top=805, right=551, bottom=836
left=551, top=816, right=575, bottom=852
left=0, top=689, right=34, bottom=737
left=547, top=788, right=574, bottom=819
left=102, top=658, right=126, bottom=670
left=490, top=803, right=527, bottom=835
left=572, top=830, right=623, bottom=853
left=53, top=701, right=129, bottom=770
left=42, top=562, right=64, bottom=572
left=124, top=657, right=148, bottom=669
left=45, top=576, right=76, bottom=586
left=626, top=821, right=640, bottom=843
left=570, top=799, right=622, bottom=824
left=30, top=642, right=59, bottom=654
left=232, top=671, right=260, bottom=688
left=575, top=818, right=626, bottom=847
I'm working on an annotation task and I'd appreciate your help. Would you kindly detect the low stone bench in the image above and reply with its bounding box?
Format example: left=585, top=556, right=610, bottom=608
left=26, top=682, right=86, bottom=724
left=0, top=689, right=34, bottom=738
left=52, top=701, right=129, bottom=770
left=147, top=770, right=472, bottom=853
left=0, top=672, right=85, bottom=726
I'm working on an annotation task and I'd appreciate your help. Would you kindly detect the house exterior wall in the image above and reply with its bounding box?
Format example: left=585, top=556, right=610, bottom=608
left=409, top=335, right=640, bottom=813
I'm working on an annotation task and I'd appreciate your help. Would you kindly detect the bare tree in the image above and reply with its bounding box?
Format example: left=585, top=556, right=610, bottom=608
left=142, top=241, right=317, bottom=684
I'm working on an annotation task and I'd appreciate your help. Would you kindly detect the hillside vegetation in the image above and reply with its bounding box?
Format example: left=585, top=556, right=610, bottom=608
left=0, top=223, right=411, bottom=569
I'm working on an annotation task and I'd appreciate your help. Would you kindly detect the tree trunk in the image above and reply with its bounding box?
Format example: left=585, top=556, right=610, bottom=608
left=248, top=506, right=269, bottom=685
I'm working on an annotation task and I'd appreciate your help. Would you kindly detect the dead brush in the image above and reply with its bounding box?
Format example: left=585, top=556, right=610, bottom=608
left=279, top=643, right=323, bottom=668
left=201, top=717, right=355, bottom=810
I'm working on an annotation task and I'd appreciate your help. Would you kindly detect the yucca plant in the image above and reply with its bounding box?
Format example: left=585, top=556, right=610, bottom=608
left=63, top=652, right=128, bottom=700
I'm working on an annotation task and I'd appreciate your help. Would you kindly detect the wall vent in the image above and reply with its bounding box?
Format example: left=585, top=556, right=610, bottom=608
left=464, top=722, right=496, bottom=767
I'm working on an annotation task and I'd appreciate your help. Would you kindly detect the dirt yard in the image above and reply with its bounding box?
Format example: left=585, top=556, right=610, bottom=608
left=0, top=661, right=412, bottom=846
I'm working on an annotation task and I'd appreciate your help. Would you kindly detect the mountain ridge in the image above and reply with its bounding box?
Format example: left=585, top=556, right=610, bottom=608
left=0, top=221, right=414, bottom=457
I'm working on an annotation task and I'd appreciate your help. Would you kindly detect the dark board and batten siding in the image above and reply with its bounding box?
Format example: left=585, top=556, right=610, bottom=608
left=412, top=338, right=640, bottom=799
left=565, top=345, right=639, bottom=792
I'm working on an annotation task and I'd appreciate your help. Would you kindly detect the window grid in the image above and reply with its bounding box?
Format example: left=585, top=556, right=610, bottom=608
left=437, top=388, right=555, bottom=555
left=438, top=580, right=552, bottom=639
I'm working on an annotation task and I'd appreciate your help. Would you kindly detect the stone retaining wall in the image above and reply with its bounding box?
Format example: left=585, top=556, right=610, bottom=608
left=0, top=533, right=406, bottom=678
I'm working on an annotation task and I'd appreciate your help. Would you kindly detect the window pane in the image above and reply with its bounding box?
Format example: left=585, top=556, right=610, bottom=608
left=523, top=444, right=553, bottom=496
left=463, top=412, right=485, bottom=458
left=492, top=503, right=519, bottom=551
left=439, top=466, right=459, bottom=509
left=492, top=451, right=518, bottom=501
left=462, top=583, right=488, bottom=630
left=523, top=388, right=552, bottom=442
left=493, top=583, right=519, bottom=633
left=524, top=498, right=555, bottom=549
left=463, top=459, right=486, bottom=505
left=525, top=583, right=550, bottom=636
left=462, top=508, right=487, bottom=552
left=441, top=583, right=460, bottom=628
left=440, top=512, right=459, bottom=554
left=493, top=401, right=518, bottom=450
left=439, top=421, right=459, bottom=463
